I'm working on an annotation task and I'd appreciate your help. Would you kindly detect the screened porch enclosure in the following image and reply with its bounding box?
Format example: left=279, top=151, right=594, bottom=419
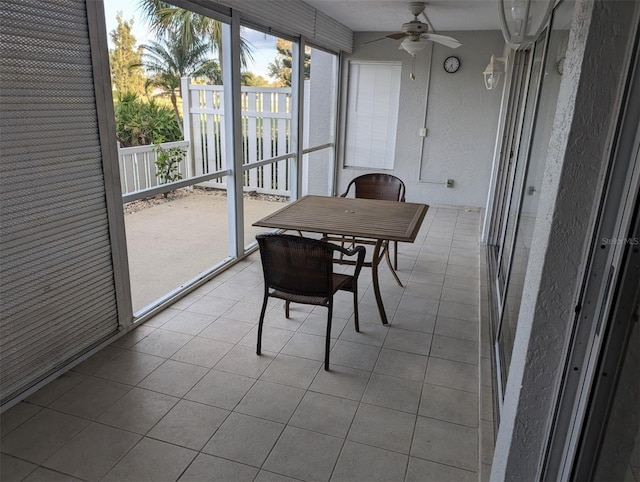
left=115, top=17, right=339, bottom=314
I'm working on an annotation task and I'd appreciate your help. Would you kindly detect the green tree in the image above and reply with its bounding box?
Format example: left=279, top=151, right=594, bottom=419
left=138, top=0, right=254, bottom=72
left=141, top=29, right=220, bottom=134
left=109, top=13, right=146, bottom=96
left=267, top=38, right=310, bottom=87
left=241, top=71, right=271, bottom=86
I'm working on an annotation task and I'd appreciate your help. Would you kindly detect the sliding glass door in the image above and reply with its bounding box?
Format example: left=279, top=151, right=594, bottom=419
left=494, top=32, right=547, bottom=382
left=486, top=2, right=574, bottom=401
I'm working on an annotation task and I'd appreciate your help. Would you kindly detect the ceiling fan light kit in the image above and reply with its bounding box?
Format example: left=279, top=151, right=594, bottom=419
left=399, top=38, right=428, bottom=55
left=498, top=0, right=555, bottom=49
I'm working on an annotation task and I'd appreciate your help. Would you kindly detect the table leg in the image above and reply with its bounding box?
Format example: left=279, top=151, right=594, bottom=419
left=384, top=246, right=403, bottom=287
left=372, top=239, right=389, bottom=325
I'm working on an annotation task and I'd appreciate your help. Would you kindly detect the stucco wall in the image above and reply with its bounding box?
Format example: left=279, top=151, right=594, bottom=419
left=337, top=30, right=505, bottom=207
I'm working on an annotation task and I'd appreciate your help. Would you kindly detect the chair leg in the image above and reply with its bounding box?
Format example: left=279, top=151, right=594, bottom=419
left=257, top=295, right=269, bottom=355
left=352, top=286, right=360, bottom=332
left=285, top=301, right=290, bottom=318
left=394, top=241, right=398, bottom=270
left=324, top=305, right=333, bottom=371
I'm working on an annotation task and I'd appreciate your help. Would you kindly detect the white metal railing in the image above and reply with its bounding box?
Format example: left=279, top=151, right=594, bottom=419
left=118, top=140, right=190, bottom=195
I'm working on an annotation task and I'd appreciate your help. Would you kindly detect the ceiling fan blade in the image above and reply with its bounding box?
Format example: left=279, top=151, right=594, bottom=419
left=362, top=37, right=390, bottom=45
left=362, top=32, right=408, bottom=45
left=423, top=33, right=462, bottom=49
left=386, top=32, right=409, bottom=40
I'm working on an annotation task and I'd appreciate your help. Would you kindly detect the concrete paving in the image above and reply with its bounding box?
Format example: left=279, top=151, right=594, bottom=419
left=124, top=189, right=286, bottom=312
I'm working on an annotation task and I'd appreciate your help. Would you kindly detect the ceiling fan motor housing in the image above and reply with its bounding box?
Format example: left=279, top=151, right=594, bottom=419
left=401, top=20, right=428, bottom=36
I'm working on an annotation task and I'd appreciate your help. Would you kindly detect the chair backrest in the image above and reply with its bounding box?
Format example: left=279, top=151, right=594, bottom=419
left=256, top=233, right=335, bottom=298
left=343, top=173, right=406, bottom=202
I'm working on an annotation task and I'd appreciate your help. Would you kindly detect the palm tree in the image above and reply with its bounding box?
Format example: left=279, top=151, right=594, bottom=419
left=137, top=0, right=253, bottom=72
left=141, top=29, right=220, bottom=134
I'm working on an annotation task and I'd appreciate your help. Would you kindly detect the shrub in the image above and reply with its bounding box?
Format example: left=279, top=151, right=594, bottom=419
left=154, top=143, right=185, bottom=197
left=114, top=92, right=182, bottom=147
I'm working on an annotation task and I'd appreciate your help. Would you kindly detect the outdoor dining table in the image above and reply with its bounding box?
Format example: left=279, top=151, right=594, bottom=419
left=252, top=195, right=429, bottom=324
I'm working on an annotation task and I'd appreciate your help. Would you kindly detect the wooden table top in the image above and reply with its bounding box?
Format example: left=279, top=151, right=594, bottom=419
left=253, top=195, right=429, bottom=243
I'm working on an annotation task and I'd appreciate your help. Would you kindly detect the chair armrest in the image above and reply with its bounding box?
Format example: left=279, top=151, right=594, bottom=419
left=334, top=244, right=366, bottom=279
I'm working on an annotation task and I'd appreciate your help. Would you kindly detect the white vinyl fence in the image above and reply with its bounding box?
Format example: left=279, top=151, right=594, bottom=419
left=118, top=140, right=190, bottom=195
left=182, top=80, right=292, bottom=196
left=118, top=83, right=294, bottom=197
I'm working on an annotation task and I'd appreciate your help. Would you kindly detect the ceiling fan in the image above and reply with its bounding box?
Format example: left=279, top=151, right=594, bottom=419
left=364, top=2, right=462, bottom=52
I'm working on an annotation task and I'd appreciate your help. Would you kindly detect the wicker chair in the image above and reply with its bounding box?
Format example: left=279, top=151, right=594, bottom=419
left=256, top=233, right=366, bottom=370
left=340, top=173, right=406, bottom=270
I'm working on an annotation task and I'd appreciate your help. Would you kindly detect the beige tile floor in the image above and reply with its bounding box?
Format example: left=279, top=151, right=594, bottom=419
left=1, top=207, right=481, bottom=482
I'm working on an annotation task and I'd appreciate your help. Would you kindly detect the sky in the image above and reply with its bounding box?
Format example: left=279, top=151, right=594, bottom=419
left=102, top=0, right=278, bottom=79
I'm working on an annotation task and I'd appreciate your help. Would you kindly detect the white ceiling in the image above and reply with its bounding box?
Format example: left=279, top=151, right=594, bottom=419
left=303, top=0, right=502, bottom=33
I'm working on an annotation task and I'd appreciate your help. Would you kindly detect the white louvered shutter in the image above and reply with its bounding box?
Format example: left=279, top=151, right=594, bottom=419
left=0, top=0, right=120, bottom=405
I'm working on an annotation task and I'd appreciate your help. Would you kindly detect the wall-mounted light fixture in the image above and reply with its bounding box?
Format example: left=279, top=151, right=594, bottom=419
left=498, top=0, right=555, bottom=49
left=483, top=55, right=505, bottom=90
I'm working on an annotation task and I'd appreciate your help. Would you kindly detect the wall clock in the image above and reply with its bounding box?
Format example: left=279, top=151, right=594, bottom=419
left=444, top=56, right=460, bottom=73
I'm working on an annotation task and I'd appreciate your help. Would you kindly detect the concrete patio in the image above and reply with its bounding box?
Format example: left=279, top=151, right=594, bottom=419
left=124, top=189, right=288, bottom=312
left=1, top=204, right=485, bottom=481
